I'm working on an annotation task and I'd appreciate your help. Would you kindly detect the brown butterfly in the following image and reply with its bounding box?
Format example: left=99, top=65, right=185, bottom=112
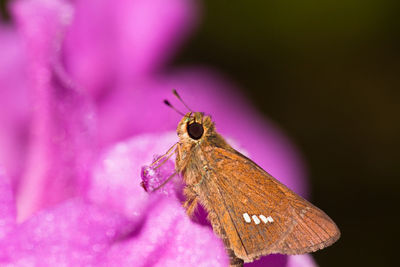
left=153, top=91, right=340, bottom=267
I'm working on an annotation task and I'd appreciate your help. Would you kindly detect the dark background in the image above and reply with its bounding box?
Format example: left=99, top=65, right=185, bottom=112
left=2, top=0, right=399, bottom=266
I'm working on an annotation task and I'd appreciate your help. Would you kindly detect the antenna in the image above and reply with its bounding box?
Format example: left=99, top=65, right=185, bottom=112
left=172, top=89, right=192, bottom=112
left=164, top=100, right=185, bottom=116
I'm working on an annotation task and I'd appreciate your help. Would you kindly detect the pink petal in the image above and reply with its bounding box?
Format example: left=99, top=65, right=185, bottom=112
left=63, top=0, right=198, bottom=97
left=0, top=198, right=131, bottom=265
left=245, top=254, right=317, bottom=267
left=88, top=132, right=178, bottom=220
left=0, top=170, right=16, bottom=241
left=103, top=197, right=229, bottom=267
left=12, top=0, right=95, bottom=221
left=0, top=25, right=30, bottom=190
left=287, top=254, right=317, bottom=267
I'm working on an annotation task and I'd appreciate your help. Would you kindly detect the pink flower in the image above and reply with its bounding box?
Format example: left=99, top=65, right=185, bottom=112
left=0, top=0, right=316, bottom=266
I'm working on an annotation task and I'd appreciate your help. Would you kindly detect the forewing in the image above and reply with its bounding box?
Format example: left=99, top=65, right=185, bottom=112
left=201, top=147, right=340, bottom=261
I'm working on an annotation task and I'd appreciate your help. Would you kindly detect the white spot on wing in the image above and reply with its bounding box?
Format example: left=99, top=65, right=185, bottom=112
left=267, top=216, right=274, bottom=223
left=259, top=215, right=268, bottom=224
left=243, top=213, right=251, bottom=223
left=252, top=215, right=261, bottom=225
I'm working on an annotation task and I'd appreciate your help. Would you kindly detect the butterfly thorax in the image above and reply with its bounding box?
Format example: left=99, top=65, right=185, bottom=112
left=175, top=112, right=230, bottom=184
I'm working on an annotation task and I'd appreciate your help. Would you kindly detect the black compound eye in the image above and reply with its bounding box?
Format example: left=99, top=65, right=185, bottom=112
left=187, top=122, right=204, bottom=140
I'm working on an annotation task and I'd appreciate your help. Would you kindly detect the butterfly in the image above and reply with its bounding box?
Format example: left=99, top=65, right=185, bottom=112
left=150, top=91, right=340, bottom=267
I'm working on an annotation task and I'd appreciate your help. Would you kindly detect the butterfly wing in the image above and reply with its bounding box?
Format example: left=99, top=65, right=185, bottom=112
left=198, top=146, right=340, bottom=262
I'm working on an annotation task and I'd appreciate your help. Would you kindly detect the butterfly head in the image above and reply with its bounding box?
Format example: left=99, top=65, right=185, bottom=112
left=177, top=112, right=214, bottom=143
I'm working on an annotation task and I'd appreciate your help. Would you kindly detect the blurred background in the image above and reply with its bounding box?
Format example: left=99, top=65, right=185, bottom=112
left=1, top=0, right=399, bottom=266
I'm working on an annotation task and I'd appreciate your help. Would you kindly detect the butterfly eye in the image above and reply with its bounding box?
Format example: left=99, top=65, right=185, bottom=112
left=187, top=122, right=204, bottom=140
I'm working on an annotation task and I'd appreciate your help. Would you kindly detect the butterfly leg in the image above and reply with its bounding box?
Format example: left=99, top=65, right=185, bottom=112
left=227, top=248, right=244, bottom=267
left=183, top=186, right=198, bottom=217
